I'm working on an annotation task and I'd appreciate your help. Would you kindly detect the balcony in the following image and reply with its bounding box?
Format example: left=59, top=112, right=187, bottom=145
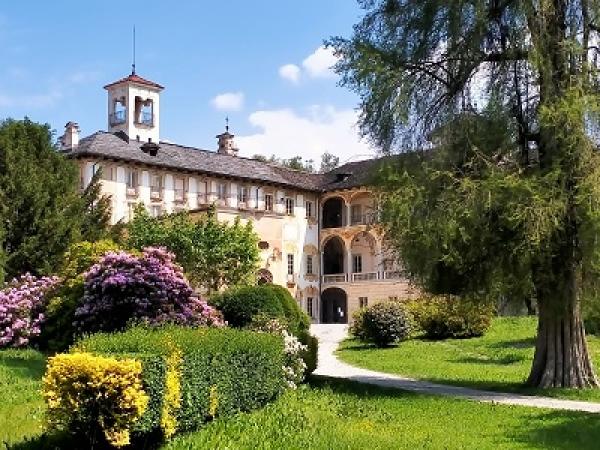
left=109, top=110, right=126, bottom=126
left=322, top=271, right=404, bottom=284
left=135, top=111, right=153, bottom=126
left=350, top=212, right=378, bottom=226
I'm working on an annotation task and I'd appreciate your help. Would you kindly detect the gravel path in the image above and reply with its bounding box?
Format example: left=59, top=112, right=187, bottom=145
left=310, top=324, right=600, bottom=413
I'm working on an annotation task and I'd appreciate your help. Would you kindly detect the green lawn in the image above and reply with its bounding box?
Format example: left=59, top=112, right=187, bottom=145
left=338, top=316, right=600, bottom=402
left=0, top=349, right=47, bottom=446
left=3, top=346, right=600, bottom=449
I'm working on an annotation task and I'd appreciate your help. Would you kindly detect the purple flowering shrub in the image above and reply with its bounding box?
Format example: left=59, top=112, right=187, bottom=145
left=0, top=274, right=60, bottom=348
left=74, top=247, right=223, bottom=333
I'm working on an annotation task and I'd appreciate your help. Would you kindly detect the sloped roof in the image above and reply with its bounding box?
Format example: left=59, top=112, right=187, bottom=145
left=320, top=158, right=387, bottom=190
left=65, top=132, right=325, bottom=191
left=103, top=73, right=164, bottom=90
left=64, top=131, right=386, bottom=192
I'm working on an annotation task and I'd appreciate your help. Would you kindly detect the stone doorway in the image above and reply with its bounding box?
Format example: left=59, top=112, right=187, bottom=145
left=321, top=287, right=348, bottom=324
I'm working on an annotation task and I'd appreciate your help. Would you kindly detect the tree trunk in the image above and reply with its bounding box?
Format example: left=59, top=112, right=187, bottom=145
left=527, top=294, right=599, bottom=388
left=524, top=297, right=536, bottom=316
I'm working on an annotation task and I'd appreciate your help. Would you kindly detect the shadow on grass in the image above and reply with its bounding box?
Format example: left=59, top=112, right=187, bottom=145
left=452, top=354, right=526, bottom=365
left=489, top=337, right=536, bottom=349
left=0, top=354, right=46, bottom=380
left=7, top=430, right=163, bottom=450
left=309, top=376, right=600, bottom=450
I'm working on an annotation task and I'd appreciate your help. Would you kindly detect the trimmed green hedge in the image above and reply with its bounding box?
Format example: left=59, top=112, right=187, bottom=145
left=74, top=326, right=286, bottom=439
left=209, top=284, right=310, bottom=335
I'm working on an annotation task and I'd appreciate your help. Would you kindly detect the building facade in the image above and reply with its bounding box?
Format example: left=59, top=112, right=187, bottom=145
left=62, top=72, right=417, bottom=323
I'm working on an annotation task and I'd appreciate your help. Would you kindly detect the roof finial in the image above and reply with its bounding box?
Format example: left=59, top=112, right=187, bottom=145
left=131, top=25, right=136, bottom=75
left=225, top=116, right=229, bottom=132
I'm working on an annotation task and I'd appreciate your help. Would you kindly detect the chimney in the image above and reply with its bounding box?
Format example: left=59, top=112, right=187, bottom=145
left=216, top=120, right=239, bottom=156
left=62, top=121, right=80, bottom=149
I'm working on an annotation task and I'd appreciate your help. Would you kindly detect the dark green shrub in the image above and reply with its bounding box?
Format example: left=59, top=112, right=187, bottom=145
left=408, top=295, right=494, bottom=339
left=38, top=278, right=84, bottom=352
left=38, top=240, right=121, bottom=351
left=267, top=284, right=311, bottom=334
left=210, top=284, right=309, bottom=335
left=350, top=301, right=412, bottom=347
left=75, top=326, right=286, bottom=438
left=298, top=330, right=318, bottom=374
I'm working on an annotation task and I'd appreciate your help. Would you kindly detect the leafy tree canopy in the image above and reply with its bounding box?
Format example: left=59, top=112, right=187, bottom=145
left=330, top=0, right=600, bottom=388
left=319, top=152, right=340, bottom=173
left=126, top=206, right=260, bottom=292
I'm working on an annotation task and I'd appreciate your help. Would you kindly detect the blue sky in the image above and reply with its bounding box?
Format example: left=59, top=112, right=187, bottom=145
left=0, top=1, right=374, bottom=163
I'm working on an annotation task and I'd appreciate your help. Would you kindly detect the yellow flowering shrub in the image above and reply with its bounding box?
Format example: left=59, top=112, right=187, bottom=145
left=160, top=345, right=182, bottom=438
left=43, top=352, right=149, bottom=448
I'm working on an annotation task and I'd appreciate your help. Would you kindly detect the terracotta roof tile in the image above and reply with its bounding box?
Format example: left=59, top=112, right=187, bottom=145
left=103, top=73, right=164, bottom=90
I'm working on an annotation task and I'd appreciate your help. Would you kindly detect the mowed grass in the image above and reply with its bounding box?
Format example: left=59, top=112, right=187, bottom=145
left=167, top=378, right=600, bottom=450
left=0, top=349, right=46, bottom=446
left=338, top=316, right=600, bottom=401
left=2, top=348, right=600, bottom=449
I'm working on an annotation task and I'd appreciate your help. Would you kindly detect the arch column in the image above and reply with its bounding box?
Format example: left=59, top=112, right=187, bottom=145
left=346, top=244, right=353, bottom=280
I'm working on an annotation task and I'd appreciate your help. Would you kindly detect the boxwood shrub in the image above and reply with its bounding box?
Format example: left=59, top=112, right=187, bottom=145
left=350, top=301, right=412, bottom=347
left=408, top=295, right=494, bottom=339
left=72, top=326, right=286, bottom=442
left=209, top=284, right=310, bottom=335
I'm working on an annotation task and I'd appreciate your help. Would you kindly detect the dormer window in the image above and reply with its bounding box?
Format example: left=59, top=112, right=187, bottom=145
left=335, top=173, right=351, bottom=182
left=135, top=96, right=153, bottom=126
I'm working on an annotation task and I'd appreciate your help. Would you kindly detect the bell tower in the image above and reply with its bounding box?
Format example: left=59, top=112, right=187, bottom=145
left=216, top=118, right=239, bottom=156
left=104, top=71, right=164, bottom=143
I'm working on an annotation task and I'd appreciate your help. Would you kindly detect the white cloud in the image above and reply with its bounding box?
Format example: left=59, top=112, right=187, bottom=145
left=278, top=64, right=301, bottom=84
left=236, top=105, right=375, bottom=163
left=211, top=92, right=245, bottom=111
left=0, top=89, right=63, bottom=109
left=302, top=46, right=338, bottom=79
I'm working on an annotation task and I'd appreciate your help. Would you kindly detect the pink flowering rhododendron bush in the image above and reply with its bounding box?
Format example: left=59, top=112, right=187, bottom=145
left=74, top=247, right=223, bottom=333
left=0, top=274, right=60, bottom=348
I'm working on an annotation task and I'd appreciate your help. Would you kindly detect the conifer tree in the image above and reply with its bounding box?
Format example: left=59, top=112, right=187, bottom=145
left=0, top=119, right=109, bottom=280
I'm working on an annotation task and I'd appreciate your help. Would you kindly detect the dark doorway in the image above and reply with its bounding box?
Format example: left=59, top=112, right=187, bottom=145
left=321, top=288, right=348, bottom=323
left=322, top=198, right=344, bottom=228
left=323, top=237, right=345, bottom=274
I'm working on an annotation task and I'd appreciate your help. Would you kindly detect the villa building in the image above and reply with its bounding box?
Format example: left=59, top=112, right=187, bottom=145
left=61, top=71, right=417, bottom=323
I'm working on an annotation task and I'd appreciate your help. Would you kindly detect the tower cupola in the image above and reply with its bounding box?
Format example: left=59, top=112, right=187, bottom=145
left=216, top=119, right=239, bottom=156
left=104, top=72, right=163, bottom=143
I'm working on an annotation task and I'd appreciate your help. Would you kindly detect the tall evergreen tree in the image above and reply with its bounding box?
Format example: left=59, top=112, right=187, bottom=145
left=330, top=1, right=600, bottom=388
left=80, top=169, right=112, bottom=242
left=0, top=119, right=107, bottom=280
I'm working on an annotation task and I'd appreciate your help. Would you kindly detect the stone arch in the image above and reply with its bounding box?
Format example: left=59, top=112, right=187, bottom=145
left=322, top=196, right=346, bottom=228
left=322, top=235, right=346, bottom=275
left=321, top=287, right=348, bottom=323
